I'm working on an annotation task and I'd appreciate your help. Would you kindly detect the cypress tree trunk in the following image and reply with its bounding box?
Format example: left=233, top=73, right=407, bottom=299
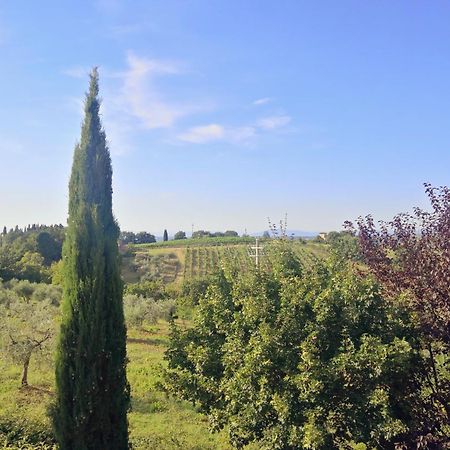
left=52, top=68, right=129, bottom=450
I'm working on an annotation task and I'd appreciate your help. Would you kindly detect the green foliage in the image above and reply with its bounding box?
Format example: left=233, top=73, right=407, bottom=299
left=0, top=281, right=60, bottom=386
left=326, top=231, right=361, bottom=263
left=18, top=252, right=50, bottom=283
left=0, top=225, right=64, bottom=283
left=52, top=69, right=129, bottom=449
left=123, top=294, right=176, bottom=329
left=125, top=280, right=168, bottom=300
left=0, top=416, right=56, bottom=449
left=164, top=252, right=423, bottom=449
left=134, top=236, right=254, bottom=249
left=191, top=230, right=240, bottom=239
left=128, top=251, right=181, bottom=284
left=181, top=277, right=212, bottom=306
left=119, top=231, right=156, bottom=245
left=174, top=231, right=187, bottom=240
left=36, top=232, right=62, bottom=265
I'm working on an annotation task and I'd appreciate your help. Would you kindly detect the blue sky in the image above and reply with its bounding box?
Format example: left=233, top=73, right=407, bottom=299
left=1, top=1, right=449, bottom=234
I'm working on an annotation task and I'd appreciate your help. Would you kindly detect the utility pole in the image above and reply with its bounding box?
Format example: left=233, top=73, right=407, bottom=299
left=248, top=237, right=264, bottom=267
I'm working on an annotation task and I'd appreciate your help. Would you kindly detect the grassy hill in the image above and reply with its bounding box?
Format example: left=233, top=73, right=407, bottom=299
left=121, top=237, right=329, bottom=285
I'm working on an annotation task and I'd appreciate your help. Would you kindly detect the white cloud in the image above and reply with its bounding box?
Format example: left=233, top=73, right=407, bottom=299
left=253, top=97, right=272, bottom=106
left=177, top=113, right=291, bottom=146
left=178, top=124, right=257, bottom=145
left=257, top=115, right=291, bottom=130
left=178, top=124, right=225, bottom=143
left=121, top=52, right=192, bottom=129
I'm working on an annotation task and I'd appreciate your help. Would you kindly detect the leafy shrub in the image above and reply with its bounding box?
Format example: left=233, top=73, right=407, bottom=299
left=164, top=250, right=425, bottom=449
left=125, top=280, right=167, bottom=301
left=180, top=277, right=212, bottom=306
left=124, top=294, right=176, bottom=329
left=0, top=416, right=56, bottom=448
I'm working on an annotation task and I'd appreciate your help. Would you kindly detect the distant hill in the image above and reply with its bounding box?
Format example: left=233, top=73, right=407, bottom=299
left=122, top=238, right=329, bottom=285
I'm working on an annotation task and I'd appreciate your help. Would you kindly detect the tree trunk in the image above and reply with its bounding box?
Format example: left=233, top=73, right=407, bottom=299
left=21, top=354, right=30, bottom=387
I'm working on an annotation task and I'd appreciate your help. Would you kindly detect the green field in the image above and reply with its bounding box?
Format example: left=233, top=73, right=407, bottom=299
left=122, top=239, right=329, bottom=285
left=0, top=321, right=235, bottom=450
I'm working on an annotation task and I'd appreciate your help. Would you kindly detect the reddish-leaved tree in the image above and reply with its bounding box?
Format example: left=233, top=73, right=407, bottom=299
left=346, top=183, right=450, bottom=444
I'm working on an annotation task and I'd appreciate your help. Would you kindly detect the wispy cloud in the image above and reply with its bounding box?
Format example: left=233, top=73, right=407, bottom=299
left=178, top=124, right=259, bottom=145
left=257, top=115, right=291, bottom=130
left=253, top=97, right=272, bottom=106
left=62, top=53, right=293, bottom=153
left=178, top=124, right=225, bottom=143
left=121, top=53, right=198, bottom=129
left=178, top=114, right=291, bottom=146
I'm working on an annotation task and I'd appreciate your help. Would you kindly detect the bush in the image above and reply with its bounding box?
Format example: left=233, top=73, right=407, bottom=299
left=0, top=416, right=56, bottom=448
left=174, top=231, right=187, bottom=240
left=164, top=251, right=424, bottom=449
left=180, top=277, right=212, bottom=306
left=125, top=280, right=167, bottom=301
left=124, top=294, right=176, bottom=329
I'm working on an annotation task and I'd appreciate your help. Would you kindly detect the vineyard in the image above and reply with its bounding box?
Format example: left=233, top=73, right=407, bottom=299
left=122, top=239, right=329, bottom=284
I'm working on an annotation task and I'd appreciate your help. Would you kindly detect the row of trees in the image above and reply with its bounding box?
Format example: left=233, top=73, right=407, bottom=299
left=2, top=223, right=64, bottom=237
left=191, top=230, right=239, bottom=238
left=119, top=230, right=156, bottom=245
left=119, top=229, right=241, bottom=244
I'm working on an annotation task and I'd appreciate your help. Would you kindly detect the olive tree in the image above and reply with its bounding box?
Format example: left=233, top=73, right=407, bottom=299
left=0, top=295, right=58, bottom=387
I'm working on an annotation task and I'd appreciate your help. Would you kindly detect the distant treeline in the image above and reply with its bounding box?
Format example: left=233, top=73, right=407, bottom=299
left=119, top=231, right=156, bottom=245
left=0, top=224, right=65, bottom=282
left=191, top=230, right=239, bottom=238
left=119, top=229, right=241, bottom=244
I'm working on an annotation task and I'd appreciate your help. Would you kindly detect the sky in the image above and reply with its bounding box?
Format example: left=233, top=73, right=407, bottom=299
left=0, top=1, right=449, bottom=234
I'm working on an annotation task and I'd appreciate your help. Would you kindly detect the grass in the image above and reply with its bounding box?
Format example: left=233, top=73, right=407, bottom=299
left=0, top=321, right=232, bottom=450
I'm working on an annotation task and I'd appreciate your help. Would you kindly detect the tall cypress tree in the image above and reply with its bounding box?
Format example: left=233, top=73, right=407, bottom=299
left=163, top=229, right=168, bottom=241
left=52, top=68, right=129, bottom=450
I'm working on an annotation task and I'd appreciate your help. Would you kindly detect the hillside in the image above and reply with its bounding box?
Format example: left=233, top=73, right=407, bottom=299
left=121, top=237, right=329, bottom=285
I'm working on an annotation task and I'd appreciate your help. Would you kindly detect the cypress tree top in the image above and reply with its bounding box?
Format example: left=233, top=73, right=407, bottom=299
left=53, top=68, right=129, bottom=450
